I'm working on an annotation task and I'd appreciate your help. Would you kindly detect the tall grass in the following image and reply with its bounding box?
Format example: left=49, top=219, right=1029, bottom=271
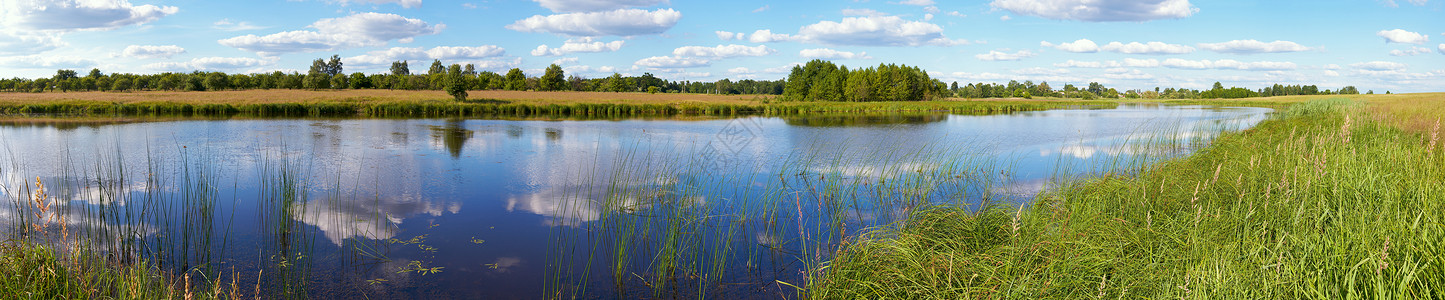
left=809, top=98, right=1445, bottom=298
left=0, top=99, right=1114, bottom=119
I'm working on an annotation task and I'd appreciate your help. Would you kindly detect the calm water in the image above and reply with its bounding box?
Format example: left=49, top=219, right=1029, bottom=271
left=0, top=103, right=1269, bottom=298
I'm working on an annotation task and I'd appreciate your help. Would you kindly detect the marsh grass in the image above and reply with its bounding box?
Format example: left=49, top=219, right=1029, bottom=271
left=809, top=98, right=1445, bottom=298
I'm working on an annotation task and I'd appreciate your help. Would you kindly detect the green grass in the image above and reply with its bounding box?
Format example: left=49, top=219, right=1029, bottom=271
left=809, top=98, right=1445, bottom=299
left=0, top=99, right=1115, bottom=118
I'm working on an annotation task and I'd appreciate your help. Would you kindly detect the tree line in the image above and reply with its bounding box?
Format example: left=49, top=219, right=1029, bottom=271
left=0, top=56, right=1375, bottom=101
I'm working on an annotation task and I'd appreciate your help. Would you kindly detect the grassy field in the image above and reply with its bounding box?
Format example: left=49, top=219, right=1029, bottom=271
left=808, top=93, right=1445, bottom=298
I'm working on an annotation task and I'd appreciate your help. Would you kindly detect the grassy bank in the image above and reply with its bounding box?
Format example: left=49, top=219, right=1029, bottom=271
left=0, top=90, right=1113, bottom=118
left=0, top=240, right=237, bottom=299
left=810, top=97, right=1445, bottom=298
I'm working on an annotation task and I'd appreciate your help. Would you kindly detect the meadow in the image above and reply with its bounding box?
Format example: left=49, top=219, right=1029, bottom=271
left=809, top=93, right=1445, bottom=298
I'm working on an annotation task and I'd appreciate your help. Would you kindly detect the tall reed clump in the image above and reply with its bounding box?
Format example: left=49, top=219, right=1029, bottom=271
left=0, top=148, right=242, bottom=299
left=809, top=98, right=1445, bottom=299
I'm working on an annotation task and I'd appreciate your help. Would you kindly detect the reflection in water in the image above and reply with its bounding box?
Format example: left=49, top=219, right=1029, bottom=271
left=784, top=113, right=948, bottom=127
left=429, top=120, right=474, bottom=158
left=292, top=194, right=462, bottom=246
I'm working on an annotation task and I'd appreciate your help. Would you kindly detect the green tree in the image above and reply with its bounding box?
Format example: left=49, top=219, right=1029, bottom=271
left=325, top=55, right=343, bottom=76
left=429, top=59, right=445, bottom=76
left=606, top=73, right=626, bottom=92
left=504, top=68, right=527, bottom=91
left=390, top=61, right=410, bottom=75
left=349, top=72, right=369, bottom=89
left=203, top=72, right=230, bottom=91
left=445, top=64, right=468, bottom=101
left=539, top=64, right=565, bottom=91
left=330, top=73, right=347, bottom=89
left=111, top=77, right=132, bottom=92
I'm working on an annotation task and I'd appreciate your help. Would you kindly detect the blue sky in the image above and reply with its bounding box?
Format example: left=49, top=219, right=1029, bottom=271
left=1, top=0, right=1442, bottom=92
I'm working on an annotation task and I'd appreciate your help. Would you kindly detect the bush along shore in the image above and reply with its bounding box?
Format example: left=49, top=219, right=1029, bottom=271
left=0, top=99, right=1114, bottom=119
left=809, top=98, right=1444, bottom=298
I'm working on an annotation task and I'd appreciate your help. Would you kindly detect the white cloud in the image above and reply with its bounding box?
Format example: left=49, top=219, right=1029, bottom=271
left=1390, top=46, right=1433, bottom=56
left=948, top=11, right=966, bottom=17
left=1053, top=58, right=1159, bottom=68
left=552, top=57, right=579, bottom=65
left=763, top=62, right=803, bottom=73
left=715, top=31, right=742, bottom=40
left=0, top=0, right=178, bottom=31
left=1350, top=61, right=1407, bottom=71
left=345, top=45, right=505, bottom=67
left=1041, top=39, right=1099, bottom=53
left=1324, top=64, right=1341, bottom=70
left=1198, top=40, right=1311, bottom=54
left=634, top=56, right=710, bottom=68
left=1439, top=44, right=1445, bottom=54
left=1103, top=69, right=1154, bottom=80
left=1043, top=39, right=1192, bottom=54
left=1161, top=58, right=1296, bottom=70
left=0, top=55, right=98, bottom=69
left=727, top=67, right=750, bottom=73
left=219, top=13, right=444, bottom=56
left=143, top=57, right=276, bottom=72
left=531, top=38, right=624, bottom=56
left=1379, top=0, right=1429, bottom=7
left=748, top=29, right=795, bottom=43
left=123, top=45, right=185, bottom=59
left=799, top=48, right=872, bottom=59
left=895, top=0, right=935, bottom=5
left=213, top=19, right=266, bottom=31
left=1100, top=41, right=1193, bottom=54
left=1013, top=67, right=1068, bottom=75
left=672, top=44, right=774, bottom=58
left=752, top=5, right=769, bottom=12
left=1377, top=29, right=1428, bottom=44
left=530, top=0, right=668, bottom=13
left=975, top=49, right=1036, bottom=61
left=794, top=16, right=966, bottom=46
left=1000, top=15, right=1011, bottom=21
left=320, top=0, right=423, bottom=8
left=506, top=8, right=680, bottom=37
left=0, top=31, right=63, bottom=55
left=990, top=0, right=1197, bottom=22
left=1324, top=70, right=1339, bottom=76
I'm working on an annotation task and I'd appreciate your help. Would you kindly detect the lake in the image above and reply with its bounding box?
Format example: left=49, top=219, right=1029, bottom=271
left=0, top=103, right=1269, bottom=298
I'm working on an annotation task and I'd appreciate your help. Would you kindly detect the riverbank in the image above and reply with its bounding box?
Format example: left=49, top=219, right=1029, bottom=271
left=0, top=90, right=1115, bottom=119
left=808, top=94, right=1445, bottom=298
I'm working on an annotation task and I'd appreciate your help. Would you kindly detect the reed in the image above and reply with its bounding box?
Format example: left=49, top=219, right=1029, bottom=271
left=808, top=98, right=1445, bottom=298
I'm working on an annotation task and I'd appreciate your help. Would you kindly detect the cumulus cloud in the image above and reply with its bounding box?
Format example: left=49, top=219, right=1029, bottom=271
left=506, top=8, right=680, bottom=37
left=1103, top=69, right=1154, bottom=80
left=989, top=0, right=1197, bottom=22
left=1041, top=39, right=1100, bottom=53
left=320, top=0, right=423, bottom=8
left=552, top=57, right=579, bottom=65
left=143, top=57, right=275, bottom=72
left=1101, top=41, right=1193, bottom=54
left=0, top=31, right=63, bottom=55
left=1439, top=44, right=1445, bottom=54
left=672, top=44, right=774, bottom=58
left=715, top=31, right=743, bottom=41
left=0, top=55, right=98, bottom=69
left=219, top=13, right=444, bottom=56
left=345, top=45, right=505, bottom=67
left=799, top=48, right=872, bottom=59
left=1350, top=61, right=1407, bottom=71
left=1161, top=58, right=1296, bottom=70
left=531, top=38, right=624, bottom=56
left=1013, top=67, right=1069, bottom=75
left=634, top=56, right=710, bottom=68
left=122, top=45, right=185, bottom=59
left=1390, top=46, right=1433, bottom=56
left=975, top=49, right=1036, bottom=61
left=1377, top=29, right=1428, bottom=44
left=792, top=16, right=966, bottom=46
left=0, top=0, right=178, bottom=31
left=1042, top=39, right=1191, bottom=54
left=841, top=8, right=887, bottom=17
left=531, top=0, right=668, bottom=13
left=1198, top=40, right=1311, bottom=54
left=748, top=29, right=795, bottom=43
left=895, top=0, right=935, bottom=5
left=1053, top=58, right=1159, bottom=68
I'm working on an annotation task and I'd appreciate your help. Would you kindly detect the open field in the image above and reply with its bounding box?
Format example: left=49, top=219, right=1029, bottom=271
left=809, top=94, right=1445, bottom=298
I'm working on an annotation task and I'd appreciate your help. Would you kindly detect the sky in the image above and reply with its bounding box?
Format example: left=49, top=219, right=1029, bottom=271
left=0, top=0, right=1442, bottom=92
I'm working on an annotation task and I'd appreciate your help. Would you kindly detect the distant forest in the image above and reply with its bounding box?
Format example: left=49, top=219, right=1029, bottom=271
left=0, top=57, right=1376, bottom=101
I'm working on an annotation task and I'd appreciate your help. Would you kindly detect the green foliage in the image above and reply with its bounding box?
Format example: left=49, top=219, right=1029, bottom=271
left=782, top=59, right=942, bottom=102
left=504, top=68, right=527, bottom=91
left=539, top=64, right=566, bottom=91
left=445, top=64, right=468, bottom=101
